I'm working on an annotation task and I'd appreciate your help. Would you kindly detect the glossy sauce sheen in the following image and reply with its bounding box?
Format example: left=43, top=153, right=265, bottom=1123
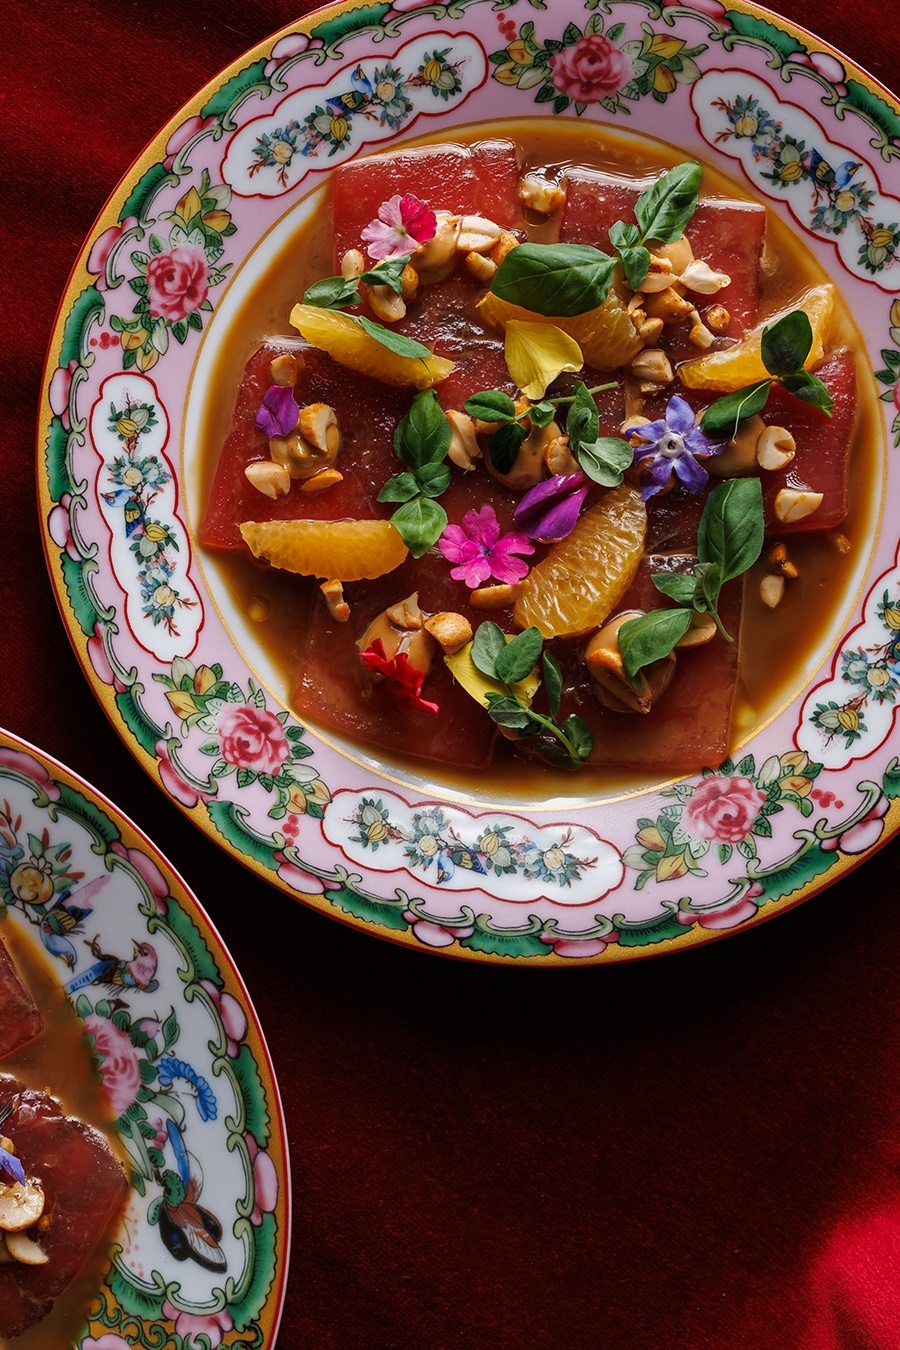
left=198, top=121, right=875, bottom=793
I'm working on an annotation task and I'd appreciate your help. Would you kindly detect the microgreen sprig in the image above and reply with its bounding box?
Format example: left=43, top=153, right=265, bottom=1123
left=470, top=622, right=593, bottom=768
left=617, top=477, right=766, bottom=681
left=302, top=258, right=431, bottom=360
left=462, top=380, right=623, bottom=478
left=700, top=310, right=835, bottom=438
left=488, top=161, right=703, bottom=316
left=377, top=389, right=451, bottom=556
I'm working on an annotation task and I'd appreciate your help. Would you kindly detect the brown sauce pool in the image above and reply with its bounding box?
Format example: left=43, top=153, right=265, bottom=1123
left=196, top=119, right=882, bottom=799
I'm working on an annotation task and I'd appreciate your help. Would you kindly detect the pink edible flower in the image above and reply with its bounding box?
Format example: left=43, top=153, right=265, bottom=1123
left=438, top=505, right=534, bottom=589
left=361, top=193, right=437, bottom=261
left=255, top=384, right=300, bottom=438
left=514, top=473, right=589, bottom=542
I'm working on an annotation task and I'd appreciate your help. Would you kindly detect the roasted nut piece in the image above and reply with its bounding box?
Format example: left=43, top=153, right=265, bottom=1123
left=675, top=612, right=718, bottom=647
left=759, top=574, right=785, bottom=608
left=490, top=231, right=520, bottom=268
left=464, top=251, right=497, bottom=283
left=774, top=488, right=823, bottom=523
left=584, top=611, right=676, bottom=714
left=470, top=583, right=523, bottom=609
left=544, top=434, right=580, bottom=476
left=4, top=1230, right=48, bottom=1265
left=299, top=468, right=343, bottom=495
left=519, top=176, right=566, bottom=216
left=636, top=255, right=675, bottom=293
left=654, top=234, right=694, bottom=275
left=386, top=594, right=425, bottom=629
left=320, top=580, right=350, bottom=623
left=630, top=349, right=674, bottom=385
left=756, top=424, right=796, bottom=471
left=400, top=263, right=419, bottom=302
left=620, top=414, right=652, bottom=439
left=707, top=414, right=765, bottom=478
left=357, top=592, right=438, bottom=681
left=643, top=286, right=695, bottom=324
left=483, top=416, right=562, bottom=490
left=768, top=542, right=798, bottom=579
left=297, top=403, right=341, bottom=458
left=412, top=211, right=460, bottom=284
left=367, top=283, right=407, bottom=324
left=244, top=460, right=292, bottom=499
left=457, top=215, right=502, bottom=254
left=269, top=352, right=300, bottom=386
left=0, top=1178, right=45, bottom=1233
left=446, top=410, right=481, bottom=472
left=424, top=611, right=473, bottom=654
left=687, top=307, right=716, bottom=349
left=340, top=248, right=365, bottom=279
left=706, top=304, right=731, bottom=334
left=680, top=259, right=732, bottom=294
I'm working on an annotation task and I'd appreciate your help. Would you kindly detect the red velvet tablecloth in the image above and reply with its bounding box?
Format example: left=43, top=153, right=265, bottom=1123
left=5, top=2, right=900, bottom=1346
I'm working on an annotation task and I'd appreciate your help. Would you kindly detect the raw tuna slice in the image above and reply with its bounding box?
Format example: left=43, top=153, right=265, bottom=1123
left=0, top=1077, right=128, bottom=1338
left=0, top=936, right=42, bottom=1060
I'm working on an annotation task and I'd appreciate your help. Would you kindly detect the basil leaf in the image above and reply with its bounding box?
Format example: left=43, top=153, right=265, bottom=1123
left=495, top=626, right=543, bottom=685
left=389, top=496, right=447, bottom=557
left=761, top=309, right=813, bottom=376
left=778, top=368, right=835, bottom=414
left=490, top=243, right=617, bottom=318
left=575, top=436, right=631, bottom=487
left=487, top=421, right=527, bottom=476
left=303, top=275, right=360, bottom=309
left=471, top=622, right=508, bottom=680
left=485, top=696, right=542, bottom=734
left=619, top=608, right=693, bottom=681
left=376, top=472, right=419, bottom=503
left=634, top=161, right=703, bottom=244
left=700, top=379, right=772, bottom=438
left=651, top=572, right=697, bottom=606
left=528, top=400, right=557, bottom=428
left=394, top=389, right=450, bottom=470
left=357, top=315, right=431, bottom=359
left=561, top=714, right=593, bottom=763
left=609, top=220, right=640, bottom=250
left=463, top=389, right=518, bottom=422
left=693, top=560, right=721, bottom=613
left=617, top=245, right=652, bottom=293
left=697, top=477, right=764, bottom=585
left=359, top=256, right=408, bottom=295
left=415, top=461, right=452, bottom=498
left=543, top=650, right=562, bottom=717
left=565, top=381, right=599, bottom=448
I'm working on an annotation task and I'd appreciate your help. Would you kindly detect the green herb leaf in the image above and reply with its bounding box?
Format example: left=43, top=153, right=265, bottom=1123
left=692, top=561, right=722, bottom=614
left=700, top=379, right=772, bottom=437
left=634, top=161, right=703, bottom=245
left=609, top=220, right=640, bottom=250
left=778, top=368, right=835, bottom=414
left=389, top=496, right=447, bottom=557
left=415, top=461, right=452, bottom=498
left=376, top=472, right=419, bottom=503
left=617, top=245, right=652, bottom=292
left=565, top=381, right=599, bottom=448
left=528, top=400, right=557, bottom=428
left=575, top=436, right=631, bottom=487
left=487, top=421, right=527, bottom=476
left=471, top=622, right=508, bottom=680
left=495, top=626, right=543, bottom=685
left=359, top=256, right=408, bottom=295
left=619, top=608, right=693, bottom=681
left=651, top=572, right=697, bottom=606
left=543, top=650, right=563, bottom=717
left=484, top=695, right=542, bottom=733
left=357, top=315, right=431, bottom=359
left=463, top=389, right=518, bottom=422
left=394, top=389, right=451, bottom=470
left=561, top=714, right=593, bottom=763
left=490, top=242, right=617, bottom=318
left=761, top=309, right=813, bottom=377
left=697, top=477, right=764, bottom=585
left=303, top=275, right=360, bottom=309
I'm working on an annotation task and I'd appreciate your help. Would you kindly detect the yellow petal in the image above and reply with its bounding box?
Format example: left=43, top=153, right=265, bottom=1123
left=504, top=321, right=583, bottom=400
left=165, top=690, right=198, bottom=719
left=176, top=186, right=203, bottom=224
left=445, top=638, right=541, bottom=710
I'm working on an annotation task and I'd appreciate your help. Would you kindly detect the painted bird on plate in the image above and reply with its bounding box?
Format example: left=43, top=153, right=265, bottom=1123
left=153, top=1119, right=227, bottom=1273
left=37, top=874, right=107, bottom=967
left=809, top=149, right=863, bottom=189
left=64, top=937, right=158, bottom=995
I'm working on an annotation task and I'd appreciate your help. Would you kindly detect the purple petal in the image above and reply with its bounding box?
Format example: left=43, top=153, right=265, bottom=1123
left=664, top=394, right=697, bottom=436
left=459, top=504, right=500, bottom=548
left=0, top=1148, right=24, bottom=1186
left=514, top=474, right=587, bottom=542
left=626, top=416, right=665, bottom=449
left=637, top=457, right=675, bottom=501
left=685, top=425, right=722, bottom=458
left=672, top=452, right=709, bottom=494
left=255, top=385, right=299, bottom=439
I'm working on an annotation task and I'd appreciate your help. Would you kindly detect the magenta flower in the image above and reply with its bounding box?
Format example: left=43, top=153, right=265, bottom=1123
left=361, top=193, right=437, bottom=261
left=438, top=506, right=534, bottom=588
left=255, top=384, right=299, bottom=438
left=514, top=473, right=589, bottom=542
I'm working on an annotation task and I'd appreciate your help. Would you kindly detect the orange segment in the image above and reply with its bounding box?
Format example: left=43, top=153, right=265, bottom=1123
left=289, top=304, right=454, bottom=389
left=240, top=519, right=408, bottom=581
left=514, top=484, right=646, bottom=638
left=678, top=283, right=835, bottom=392
left=478, top=287, right=643, bottom=371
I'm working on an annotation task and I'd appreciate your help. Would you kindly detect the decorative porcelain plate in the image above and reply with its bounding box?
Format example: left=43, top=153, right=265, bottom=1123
left=0, top=730, right=289, bottom=1345
left=38, top=0, right=900, bottom=964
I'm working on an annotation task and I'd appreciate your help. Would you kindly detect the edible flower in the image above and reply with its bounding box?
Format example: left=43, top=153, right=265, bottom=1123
left=626, top=394, right=722, bottom=501
left=359, top=638, right=439, bottom=715
left=438, top=505, right=534, bottom=588
left=255, top=385, right=300, bottom=439
left=361, top=193, right=437, bottom=261
left=514, top=473, right=589, bottom=542
left=504, top=320, right=583, bottom=400
left=0, top=1145, right=25, bottom=1187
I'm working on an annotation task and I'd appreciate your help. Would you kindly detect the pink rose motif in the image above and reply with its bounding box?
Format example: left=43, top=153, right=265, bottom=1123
left=162, top=1303, right=233, bottom=1349
left=683, top=776, right=766, bottom=845
left=680, top=885, right=763, bottom=931
left=110, top=843, right=169, bottom=913
left=83, top=1337, right=135, bottom=1350
left=84, top=1014, right=142, bottom=1117
left=147, top=244, right=209, bottom=323
left=276, top=856, right=327, bottom=894
left=0, top=748, right=61, bottom=800
left=164, top=114, right=217, bottom=168
left=822, top=796, right=889, bottom=855
left=156, top=739, right=205, bottom=809
left=662, top=0, right=727, bottom=16
left=201, top=979, right=248, bottom=1058
left=86, top=218, right=138, bottom=290
left=217, top=704, right=290, bottom=776
left=540, top=932, right=620, bottom=959
left=402, top=910, right=475, bottom=948
left=246, top=1132, right=280, bottom=1224
left=550, top=34, right=633, bottom=104
left=48, top=359, right=78, bottom=427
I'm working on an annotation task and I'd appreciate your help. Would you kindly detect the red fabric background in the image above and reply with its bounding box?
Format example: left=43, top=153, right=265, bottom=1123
left=4, top=2, right=900, bottom=1346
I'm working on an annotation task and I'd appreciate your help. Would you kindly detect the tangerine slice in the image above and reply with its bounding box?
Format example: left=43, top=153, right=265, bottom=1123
left=240, top=519, right=408, bottom=581
left=289, top=304, right=454, bottom=389
left=477, top=287, right=643, bottom=371
left=678, top=283, right=835, bottom=392
left=514, top=484, right=646, bottom=638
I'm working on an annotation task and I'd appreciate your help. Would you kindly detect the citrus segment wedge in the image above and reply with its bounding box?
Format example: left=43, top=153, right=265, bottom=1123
left=514, top=484, right=647, bottom=638
left=240, top=518, right=408, bottom=581
left=678, top=283, right=835, bottom=392
left=477, top=288, right=643, bottom=371
left=289, top=304, right=454, bottom=389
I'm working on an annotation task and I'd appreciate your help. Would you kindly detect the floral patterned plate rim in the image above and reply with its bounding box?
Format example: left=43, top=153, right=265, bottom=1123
left=38, top=0, right=900, bottom=965
left=0, top=728, right=289, bottom=1347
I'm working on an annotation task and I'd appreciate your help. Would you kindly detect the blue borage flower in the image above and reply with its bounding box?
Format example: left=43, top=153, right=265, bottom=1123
left=0, top=1146, right=25, bottom=1187
left=626, top=395, right=723, bottom=501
